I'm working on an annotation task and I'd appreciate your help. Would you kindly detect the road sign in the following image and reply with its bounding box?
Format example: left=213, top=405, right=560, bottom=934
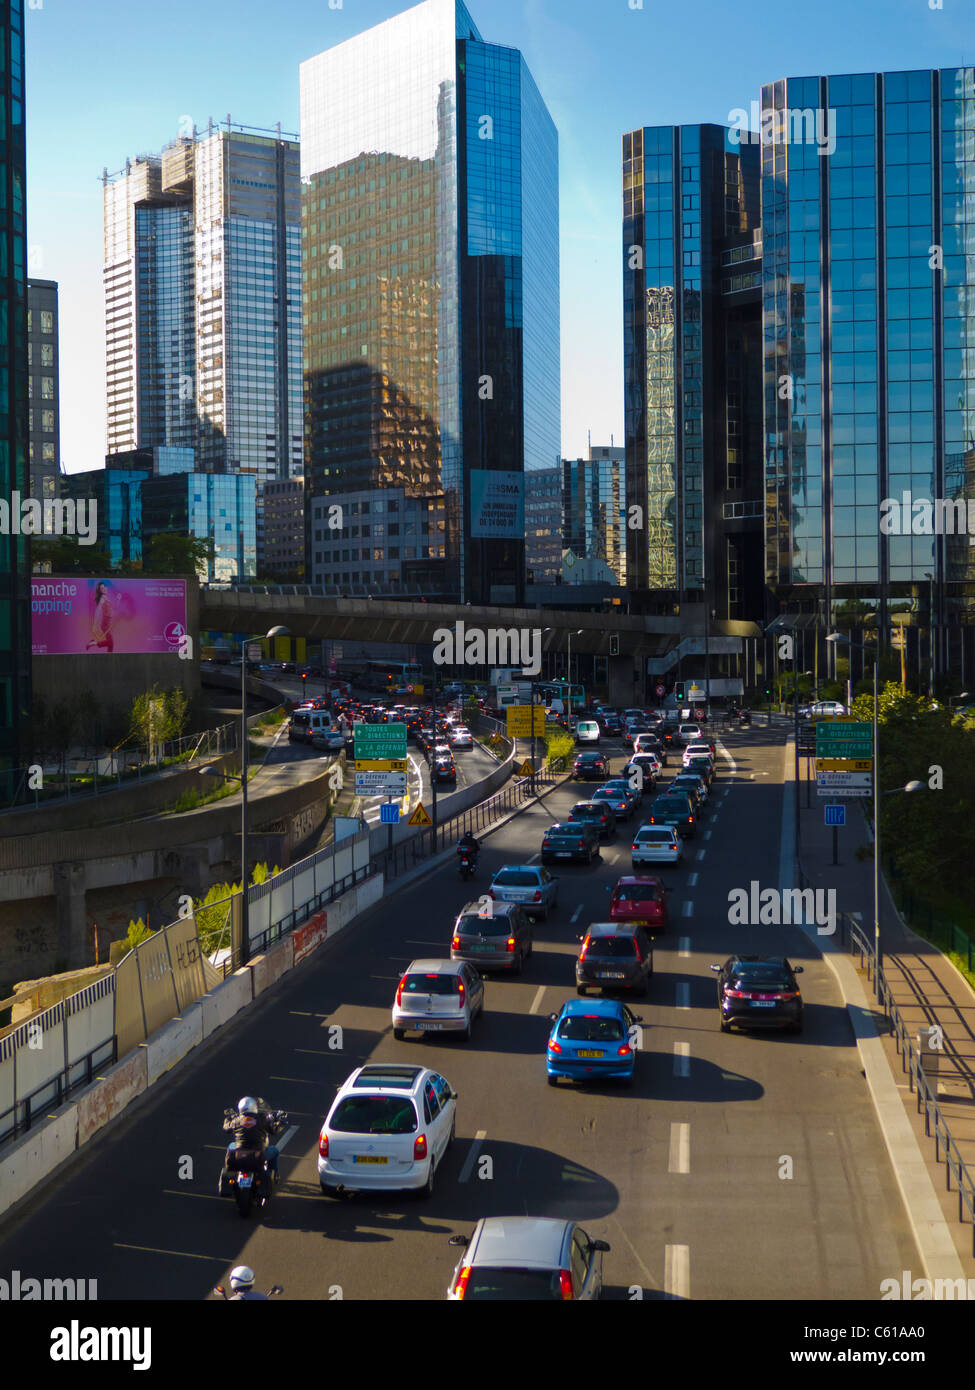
left=506, top=705, right=546, bottom=737
left=516, top=759, right=535, bottom=776
left=379, top=803, right=400, bottom=824
left=355, top=758, right=408, bottom=773
left=407, top=802, right=432, bottom=826
left=816, top=758, right=873, bottom=772
left=246, top=642, right=262, bottom=663
left=825, top=804, right=846, bottom=827
left=656, top=683, right=666, bottom=697
left=354, top=722, right=407, bottom=762
left=355, top=771, right=408, bottom=795
left=816, top=722, right=873, bottom=758
left=694, top=708, right=705, bottom=720
left=817, top=772, right=871, bottom=797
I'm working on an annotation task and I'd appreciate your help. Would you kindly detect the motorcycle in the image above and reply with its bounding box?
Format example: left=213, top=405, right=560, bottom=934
left=739, top=710, right=751, bottom=726
left=213, top=1282, right=284, bottom=1300
left=458, top=848, right=478, bottom=881
left=218, top=1108, right=288, bottom=1218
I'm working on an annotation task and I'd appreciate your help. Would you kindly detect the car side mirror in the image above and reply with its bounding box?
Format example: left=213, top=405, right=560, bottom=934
left=269, top=1285, right=284, bottom=1297
left=450, top=1089, right=459, bottom=1100
left=589, top=1240, right=611, bottom=1253
left=448, top=1234, right=470, bottom=1248
left=549, top=1012, right=558, bottom=1022
left=709, top=963, right=721, bottom=972
left=793, top=965, right=804, bottom=974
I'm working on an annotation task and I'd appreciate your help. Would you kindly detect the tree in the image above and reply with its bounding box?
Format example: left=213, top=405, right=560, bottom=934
left=162, top=686, right=190, bottom=743
left=30, top=535, right=116, bottom=576
left=144, top=532, right=215, bottom=578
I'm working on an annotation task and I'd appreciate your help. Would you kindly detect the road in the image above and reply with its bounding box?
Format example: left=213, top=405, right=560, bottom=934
left=0, top=721, right=919, bottom=1300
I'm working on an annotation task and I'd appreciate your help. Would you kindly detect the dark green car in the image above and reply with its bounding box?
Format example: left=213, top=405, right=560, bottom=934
left=646, top=791, right=697, bottom=839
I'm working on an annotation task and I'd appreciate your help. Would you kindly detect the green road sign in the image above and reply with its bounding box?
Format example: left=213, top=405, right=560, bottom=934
left=353, top=722, right=407, bottom=762
left=816, top=722, right=873, bottom=756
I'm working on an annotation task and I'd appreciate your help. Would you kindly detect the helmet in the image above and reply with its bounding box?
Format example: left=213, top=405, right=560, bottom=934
left=229, top=1266, right=255, bottom=1291
left=237, top=1096, right=260, bottom=1116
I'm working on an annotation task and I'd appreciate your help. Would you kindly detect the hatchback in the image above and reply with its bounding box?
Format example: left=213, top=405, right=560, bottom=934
left=573, top=751, right=609, bottom=781
left=392, top=959, right=485, bottom=1041
left=546, top=998, right=643, bottom=1087
left=670, top=772, right=708, bottom=810
left=449, top=726, right=474, bottom=750
left=711, top=954, right=805, bottom=1034
left=678, top=723, right=703, bottom=746
left=488, top=865, right=559, bottom=920
left=601, top=777, right=641, bottom=814
left=451, top=901, right=532, bottom=973
left=646, top=791, right=697, bottom=838
left=608, top=875, right=669, bottom=933
left=312, top=727, right=346, bottom=752
left=591, top=785, right=635, bottom=822
left=685, top=755, right=715, bottom=789
left=621, top=756, right=660, bottom=798
left=446, top=1217, right=610, bottom=1300
left=568, top=801, right=616, bottom=840
left=576, top=922, right=654, bottom=996
left=633, top=733, right=666, bottom=762
left=631, top=824, right=683, bottom=867
left=622, top=724, right=652, bottom=749
left=318, top=1064, right=456, bottom=1198
left=541, top=822, right=601, bottom=865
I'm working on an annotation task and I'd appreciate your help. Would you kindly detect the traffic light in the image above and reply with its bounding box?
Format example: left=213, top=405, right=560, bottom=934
left=609, top=635, right=620, bottom=656
left=674, top=683, right=684, bottom=701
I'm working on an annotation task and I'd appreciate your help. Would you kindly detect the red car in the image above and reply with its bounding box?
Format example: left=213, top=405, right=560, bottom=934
left=608, top=875, right=670, bottom=934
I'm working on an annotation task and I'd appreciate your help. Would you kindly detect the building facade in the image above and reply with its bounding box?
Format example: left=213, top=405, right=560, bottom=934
left=27, top=278, right=59, bottom=501
left=309, top=486, right=445, bottom=593
left=141, top=471, right=257, bottom=582
left=524, top=465, right=562, bottom=584
left=300, top=0, right=559, bottom=602
left=61, top=466, right=149, bottom=567
left=561, top=444, right=626, bottom=586
left=262, top=477, right=306, bottom=579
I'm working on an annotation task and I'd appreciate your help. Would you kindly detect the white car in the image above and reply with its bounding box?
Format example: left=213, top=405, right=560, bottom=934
left=449, top=726, right=474, bottom=749
left=489, top=865, right=559, bottom=920
left=575, top=720, right=601, bottom=745
left=312, top=727, right=346, bottom=752
left=392, top=959, right=484, bottom=1041
left=317, top=1063, right=457, bottom=1198
left=678, top=723, right=703, bottom=746
left=808, top=700, right=847, bottom=717
left=683, top=741, right=715, bottom=766
left=631, top=824, right=683, bottom=866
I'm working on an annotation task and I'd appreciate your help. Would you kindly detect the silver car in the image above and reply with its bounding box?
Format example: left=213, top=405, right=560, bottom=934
left=488, top=865, right=559, bottom=920
left=447, top=1217, right=610, bottom=1300
left=392, top=960, right=485, bottom=1041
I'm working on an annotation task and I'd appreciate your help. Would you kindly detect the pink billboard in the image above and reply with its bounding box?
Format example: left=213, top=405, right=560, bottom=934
left=31, top=577, right=188, bottom=656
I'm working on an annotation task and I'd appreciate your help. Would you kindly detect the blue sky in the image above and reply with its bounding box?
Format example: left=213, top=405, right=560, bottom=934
left=25, top=0, right=972, bottom=475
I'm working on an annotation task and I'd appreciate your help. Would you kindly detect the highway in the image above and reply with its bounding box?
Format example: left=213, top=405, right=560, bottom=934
left=0, top=721, right=919, bottom=1300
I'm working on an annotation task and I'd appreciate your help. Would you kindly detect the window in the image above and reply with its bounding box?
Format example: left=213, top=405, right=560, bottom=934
left=570, top=1232, right=590, bottom=1292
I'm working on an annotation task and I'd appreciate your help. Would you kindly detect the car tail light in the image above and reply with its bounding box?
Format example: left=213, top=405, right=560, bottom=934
left=548, top=1039, right=562, bottom=1053
left=506, top=937, right=516, bottom=952
left=487, top=889, right=495, bottom=899
left=578, top=840, right=586, bottom=848
left=453, top=1266, right=472, bottom=1300
left=457, top=979, right=466, bottom=1002
left=395, top=976, right=407, bottom=1007
left=724, top=986, right=750, bottom=999
left=579, top=938, right=590, bottom=959
left=451, top=935, right=461, bottom=949
left=532, top=891, right=542, bottom=902
left=774, top=991, right=799, bottom=1000
left=687, top=816, right=693, bottom=823
left=414, top=1134, right=428, bottom=1160
left=617, top=1044, right=632, bottom=1056
left=318, top=1132, right=329, bottom=1158
left=559, top=1269, right=574, bottom=1300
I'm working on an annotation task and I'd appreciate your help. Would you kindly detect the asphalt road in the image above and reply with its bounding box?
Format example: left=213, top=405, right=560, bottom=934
left=0, top=722, right=919, bottom=1300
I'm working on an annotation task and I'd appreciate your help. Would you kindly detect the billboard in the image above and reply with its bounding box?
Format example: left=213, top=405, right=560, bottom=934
left=31, top=577, right=188, bottom=656
left=469, top=469, right=524, bottom=538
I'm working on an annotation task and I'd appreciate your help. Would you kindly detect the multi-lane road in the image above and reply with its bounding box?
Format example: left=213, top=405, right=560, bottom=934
left=0, top=721, right=919, bottom=1300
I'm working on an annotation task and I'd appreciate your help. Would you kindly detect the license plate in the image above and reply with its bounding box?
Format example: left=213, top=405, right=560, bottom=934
left=469, top=944, right=493, bottom=953
left=555, top=851, right=572, bottom=858
left=415, top=1021, right=444, bottom=1029
left=750, top=1000, right=776, bottom=1008
left=598, top=972, right=625, bottom=980
left=354, top=1155, right=388, bottom=1165
left=237, top=1174, right=253, bottom=1188
left=577, top=1050, right=604, bottom=1058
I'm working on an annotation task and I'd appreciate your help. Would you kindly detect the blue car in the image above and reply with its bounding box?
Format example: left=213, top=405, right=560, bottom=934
left=546, top=998, right=644, bottom=1088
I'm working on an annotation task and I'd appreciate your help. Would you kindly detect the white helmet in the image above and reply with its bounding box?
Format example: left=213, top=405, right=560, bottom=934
left=229, top=1266, right=255, bottom=1291
left=237, top=1097, right=260, bottom=1116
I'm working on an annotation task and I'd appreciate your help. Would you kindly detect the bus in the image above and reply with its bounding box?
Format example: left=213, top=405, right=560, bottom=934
left=365, top=659, right=423, bottom=693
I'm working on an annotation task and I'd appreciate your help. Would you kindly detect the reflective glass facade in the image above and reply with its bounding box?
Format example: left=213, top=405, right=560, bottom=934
left=0, top=0, right=29, bottom=768
left=27, top=279, right=59, bottom=500
left=61, top=468, right=148, bottom=567
left=141, top=471, right=257, bottom=582
left=562, top=447, right=626, bottom=584
left=300, top=0, right=559, bottom=602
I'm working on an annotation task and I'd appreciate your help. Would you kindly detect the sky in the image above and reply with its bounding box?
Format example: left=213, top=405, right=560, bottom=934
left=24, top=0, right=973, bottom=476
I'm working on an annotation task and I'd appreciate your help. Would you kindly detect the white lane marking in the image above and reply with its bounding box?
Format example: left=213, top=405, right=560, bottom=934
left=668, top=1122, right=690, bottom=1173
left=673, top=1042, right=690, bottom=1078
left=681, top=900, right=693, bottom=917
left=678, top=937, right=691, bottom=958
left=664, top=1245, right=690, bottom=1300
left=529, top=986, right=546, bottom=1015
left=527, top=852, right=540, bottom=863
left=603, top=849, right=619, bottom=864
left=276, top=1125, right=298, bottom=1153
left=571, top=905, right=583, bottom=923
left=676, top=982, right=691, bottom=1009
left=704, top=830, right=712, bottom=840
left=687, top=872, right=698, bottom=887
left=459, top=1130, right=487, bottom=1183
left=696, top=849, right=706, bottom=861
left=115, top=1243, right=235, bottom=1262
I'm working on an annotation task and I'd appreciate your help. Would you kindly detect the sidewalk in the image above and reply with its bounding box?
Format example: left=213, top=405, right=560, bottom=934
left=796, top=761, right=975, bottom=1273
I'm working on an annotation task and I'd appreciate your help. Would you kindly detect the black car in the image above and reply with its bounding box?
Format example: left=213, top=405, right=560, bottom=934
left=599, top=714, right=622, bottom=736
left=576, top=922, right=654, bottom=997
left=646, top=791, right=697, bottom=838
left=668, top=775, right=705, bottom=817
left=573, top=752, right=610, bottom=782
left=541, top=821, right=601, bottom=865
left=568, top=801, right=617, bottom=840
left=433, top=756, right=457, bottom=783
left=710, top=955, right=805, bottom=1034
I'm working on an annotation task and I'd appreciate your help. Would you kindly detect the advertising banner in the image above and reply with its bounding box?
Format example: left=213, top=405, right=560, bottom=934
left=292, top=911, right=328, bottom=967
left=31, top=577, right=188, bottom=656
left=469, top=470, right=524, bottom=538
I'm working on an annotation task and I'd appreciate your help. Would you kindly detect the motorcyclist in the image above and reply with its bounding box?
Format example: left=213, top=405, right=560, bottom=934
left=227, top=1266, right=269, bottom=1301
left=223, top=1096, right=281, bottom=1183
left=457, top=830, right=481, bottom=860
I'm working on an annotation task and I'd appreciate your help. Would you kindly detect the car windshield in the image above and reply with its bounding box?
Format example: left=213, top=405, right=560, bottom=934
left=558, top=1016, right=625, bottom=1041
left=462, top=1268, right=565, bottom=1300
left=456, top=915, right=509, bottom=938
left=330, top=1096, right=418, bottom=1135
left=734, top=965, right=793, bottom=985
left=637, top=829, right=675, bottom=842
left=571, top=805, right=602, bottom=818
left=577, top=754, right=601, bottom=763
left=547, top=826, right=583, bottom=838
left=493, top=869, right=540, bottom=886
left=585, top=935, right=636, bottom=957
left=402, top=973, right=460, bottom=995
left=614, top=884, right=660, bottom=902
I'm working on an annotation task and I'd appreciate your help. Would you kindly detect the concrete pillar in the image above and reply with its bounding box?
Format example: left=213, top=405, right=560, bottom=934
left=53, top=862, right=88, bottom=969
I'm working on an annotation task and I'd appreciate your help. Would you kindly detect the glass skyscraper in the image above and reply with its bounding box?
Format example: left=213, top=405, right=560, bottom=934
left=27, top=278, right=59, bottom=501
left=141, top=471, right=257, bottom=582
left=0, top=0, right=29, bottom=770
left=300, top=0, right=559, bottom=602
left=562, top=445, right=627, bottom=586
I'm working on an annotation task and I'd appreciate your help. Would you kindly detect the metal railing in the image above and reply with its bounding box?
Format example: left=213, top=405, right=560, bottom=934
left=0, top=1035, right=117, bottom=1147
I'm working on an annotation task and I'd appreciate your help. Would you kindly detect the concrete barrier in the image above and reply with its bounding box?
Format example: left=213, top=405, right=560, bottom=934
left=292, top=911, right=328, bottom=966
left=250, top=939, right=293, bottom=997
left=144, top=1003, right=204, bottom=1088
left=76, top=1049, right=148, bottom=1147
left=351, top=875, right=384, bottom=923
left=0, top=1102, right=78, bottom=1219
left=200, top=969, right=253, bottom=1039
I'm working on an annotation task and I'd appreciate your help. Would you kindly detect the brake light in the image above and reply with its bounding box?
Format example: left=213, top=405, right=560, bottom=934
left=414, top=1134, right=428, bottom=1160
left=617, top=1044, right=632, bottom=1056
left=532, top=891, right=542, bottom=902
left=453, top=1266, right=472, bottom=1300
left=724, top=986, right=750, bottom=999
left=559, top=1269, right=574, bottom=1300
left=774, top=991, right=799, bottom=1000
left=578, top=840, right=586, bottom=848
left=487, top=889, right=495, bottom=899
left=579, top=938, right=590, bottom=959
left=548, top=1039, right=562, bottom=1053
left=506, top=937, right=517, bottom=952
left=451, top=935, right=461, bottom=949
left=457, top=980, right=466, bottom=1002
left=688, top=816, right=693, bottom=823
left=318, top=1132, right=329, bottom=1158
left=395, top=976, right=407, bottom=1007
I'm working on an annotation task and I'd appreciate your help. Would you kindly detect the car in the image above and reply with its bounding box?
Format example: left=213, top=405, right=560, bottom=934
left=433, top=756, right=457, bottom=783
left=598, top=713, right=622, bottom=736
left=575, top=720, right=601, bottom=745
left=622, top=724, right=652, bottom=750
left=392, top=959, right=484, bottom=1041
left=428, top=740, right=453, bottom=763
left=631, top=823, right=683, bottom=867
left=608, top=874, right=669, bottom=933
left=576, top=922, right=654, bottom=997
left=670, top=771, right=708, bottom=809
left=572, top=751, right=609, bottom=781
left=678, top=722, right=703, bottom=746
left=684, top=755, right=715, bottom=789
left=488, top=865, right=559, bottom=919
left=451, top=900, right=532, bottom=973
left=620, top=755, right=660, bottom=799
left=541, top=821, right=601, bottom=864
left=622, top=709, right=645, bottom=725
left=633, top=732, right=666, bottom=762
left=317, top=1063, right=457, bottom=1198
left=646, top=791, right=697, bottom=838
left=601, top=777, right=641, bottom=814
left=449, top=726, right=474, bottom=749
left=684, top=739, right=716, bottom=760
left=446, top=1217, right=610, bottom=1300
left=546, top=998, right=643, bottom=1087
left=710, top=955, right=805, bottom=1034
left=568, top=800, right=616, bottom=840
left=590, top=785, right=635, bottom=822
left=312, top=727, right=346, bottom=752
left=807, top=700, right=847, bottom=717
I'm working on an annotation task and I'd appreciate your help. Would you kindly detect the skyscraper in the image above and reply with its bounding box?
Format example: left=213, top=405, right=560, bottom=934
left=27, top=279, right=60, bottom=501
left=562, top=445, right=627, bottom=585
left=0, top=0, right=30, bottom=771
left=300, top=0, right=559, bottom=602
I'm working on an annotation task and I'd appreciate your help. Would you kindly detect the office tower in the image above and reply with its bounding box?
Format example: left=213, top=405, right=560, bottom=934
left=761, top=67, right=975, bottom=687
left=300, top=0, right=559, bottom=602
left=0, top=1, right=29, bottom=770
left=562, top=444, right=627, bottom=586
left=623, top=123, right=764, bottom=625
left=524, top=466, right=563, bottom=584
left=141, top=471, right=257, bottom=582
left=61, top=464, right=150, bottom=567
left=27, top=279, right=60, bottom=500
left=103, top=123, right=302, bottom=491
left=262, top=477, right=306, bottom=579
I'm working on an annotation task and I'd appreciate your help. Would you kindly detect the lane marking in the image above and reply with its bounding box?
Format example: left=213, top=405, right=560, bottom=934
left=527, top=852, right=540, bottom=863
left=681, top=900, right=693, bottom=917
left=678, top=937, right=691, bottom=957
left=571, top=905, right=583, bottom=923
left=276, top=1125, right=299, bottom=1152
left=687, top=872, right=698, bottom=887
left=529, top=986, right=546, bottom=1015
left=162, top=1189, right=222, bottom=1202
left=696, top=849, right=706, bottom=862
left=704, top=830, right=712, bottom=840
left=664, top=1245, right=691, bottom=1300
left=673, top=1042, right=690, bottom=1077
left=459, top=1130, right=487, bottom=1183
left=668, top=1122, right=690, bottom=1173
left=270, top=1076, right=321, bottom=1084
left=114, top=1243, right=234, bottom=1263
left=676, top=982, right=690, bottom=1009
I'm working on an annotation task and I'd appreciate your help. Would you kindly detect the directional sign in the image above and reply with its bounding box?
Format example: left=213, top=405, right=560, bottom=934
left=354, top=722, right=407, bottom=762
left=506, top=705, right=546, bottom=737
left=817, top=771, right=872, bottom=787
left=407, top=802, right=432, bottom=826
left=817, top=758, right=873, bottom=772
left=824, top=804, right=846, bottom=827
left=355, top=771, right=408, bottom=795
left=246, top=642, right=263, bottom=663
left=379, top=803, right=400, bottom=824
left=355, top=759, right=408, bottom=773
left=816, top=722, right=873, bottom=758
